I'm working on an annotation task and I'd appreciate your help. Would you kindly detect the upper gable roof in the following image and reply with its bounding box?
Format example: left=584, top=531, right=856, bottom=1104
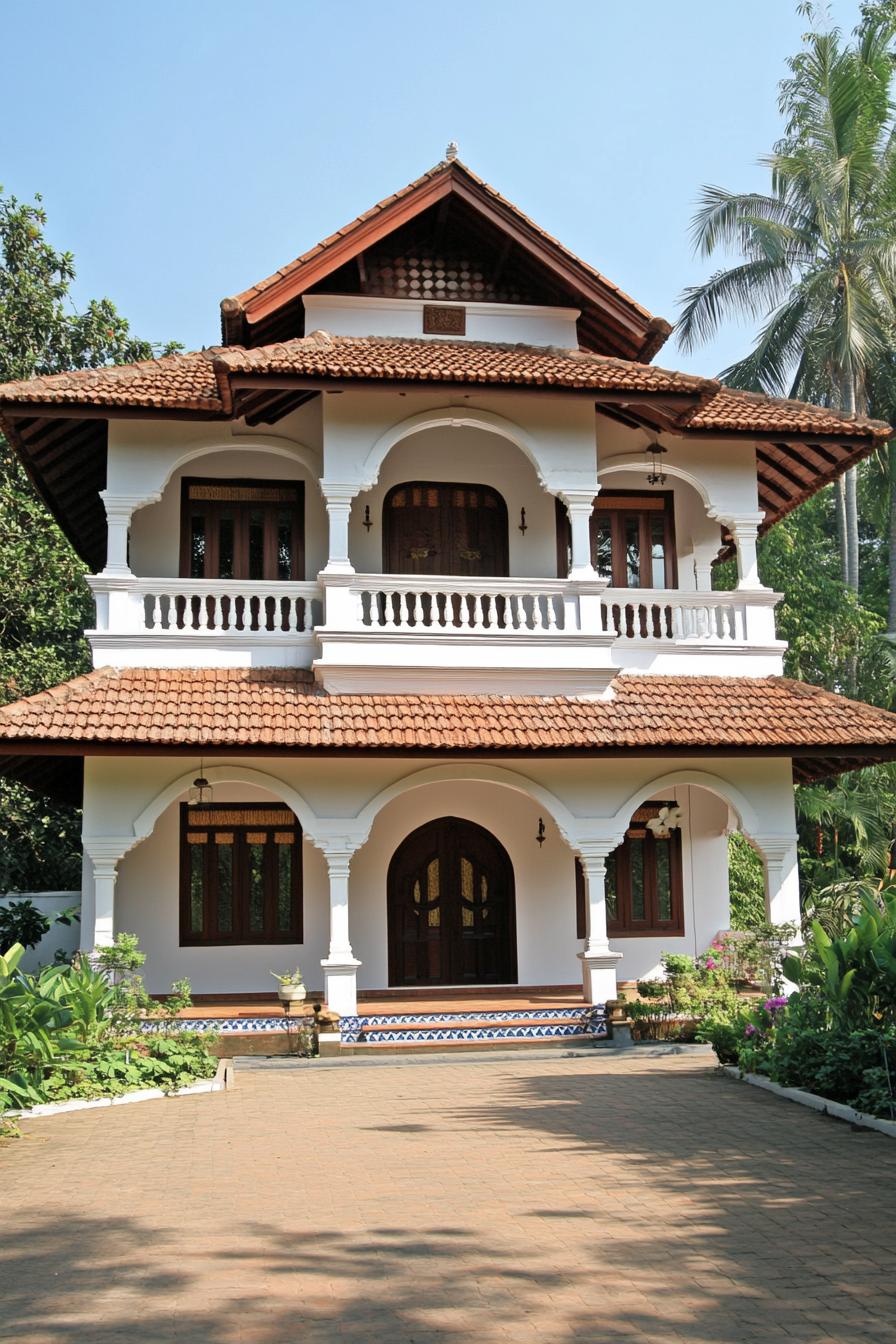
left=219, top=158, right=673, bottom=363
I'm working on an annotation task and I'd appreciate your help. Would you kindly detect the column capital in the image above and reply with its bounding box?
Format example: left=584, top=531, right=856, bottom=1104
left=319, top=480, right=368, bottom=506
left=752, top=834, right=799, bottom=864
left=83, top=836, right=137, bottom=871
left=100, top=490, right=162, bottom=523
left=708, top=509, right=765, bottom=532
left=556, top=486, right=600, bottom=513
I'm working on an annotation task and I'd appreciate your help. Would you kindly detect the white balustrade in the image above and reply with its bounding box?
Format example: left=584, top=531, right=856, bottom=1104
left=600, top=588, right=767, bottom=644
left=350, top=576, right=576, bottom=634
left=89, top=578, right=323, bottom=637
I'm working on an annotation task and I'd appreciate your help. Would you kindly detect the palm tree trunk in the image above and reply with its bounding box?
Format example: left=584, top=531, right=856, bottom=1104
left=845, top=466, right=860, bottom=592
left=836, top=476, right=849, bottom=584
left=842, top=375, right=860, bottom=593
left=889, top=441, right=896, bottom=635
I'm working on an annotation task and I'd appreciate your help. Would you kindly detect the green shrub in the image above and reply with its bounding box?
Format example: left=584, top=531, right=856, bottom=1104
left=0, top=934, right=217, bottom=1115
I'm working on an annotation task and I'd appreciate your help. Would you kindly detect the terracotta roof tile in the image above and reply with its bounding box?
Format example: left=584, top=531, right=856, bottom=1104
left=1, top=668, right=894, bottom=761
left=686, top=387, right=890, bottom=442
left=0, top=349, right=224, bottom=414
left=215, top=334, right=716, bottom=396
left=0, top=333, right=887, bottom=442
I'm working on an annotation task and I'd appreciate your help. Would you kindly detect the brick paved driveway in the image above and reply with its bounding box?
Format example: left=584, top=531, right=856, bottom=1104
left=3, top=1050, right=895, bottom=1343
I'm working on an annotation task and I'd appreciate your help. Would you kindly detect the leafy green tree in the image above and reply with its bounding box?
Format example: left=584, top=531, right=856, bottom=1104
left=0, top=189, right=178, bottom=891
left=678, top=10, right=896, bottom=597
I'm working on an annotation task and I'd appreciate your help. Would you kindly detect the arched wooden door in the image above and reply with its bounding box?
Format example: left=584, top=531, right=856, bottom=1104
left=387, top=817, right=518, bottom=987
left=383, top=482, right=509, bottom=576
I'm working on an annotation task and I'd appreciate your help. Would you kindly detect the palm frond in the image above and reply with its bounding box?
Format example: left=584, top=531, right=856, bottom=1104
left=676, top=258, right=794, bottom=353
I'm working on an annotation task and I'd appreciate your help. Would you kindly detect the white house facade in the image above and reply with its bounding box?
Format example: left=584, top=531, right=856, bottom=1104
left=1, top=154, right=894, bottom=1029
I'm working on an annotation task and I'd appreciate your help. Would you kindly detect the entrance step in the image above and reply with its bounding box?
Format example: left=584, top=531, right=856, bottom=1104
left=339, top=1005, right=607, bottom=1049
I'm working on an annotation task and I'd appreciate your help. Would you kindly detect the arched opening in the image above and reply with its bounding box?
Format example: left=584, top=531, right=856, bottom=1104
left=387, top=816, right=517, bottom=987
left=382, top=480, right=509, bottom=577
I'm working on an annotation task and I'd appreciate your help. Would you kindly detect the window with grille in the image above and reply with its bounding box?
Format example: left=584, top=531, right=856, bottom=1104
left=179, top=479, right=304, bottom=581
left=575, top=803, right=683, bottom=939
left=179, top=804, right=302, bottom=946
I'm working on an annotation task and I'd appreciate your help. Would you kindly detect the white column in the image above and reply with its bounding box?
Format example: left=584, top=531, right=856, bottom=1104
left=319, top=482, right=358, bottom=575
left=81, top=839, right=132, bottom=951
left=576, top=842, right=623, bottom=1004
left=99, top=492, right=159, bottom=576
left=558, top=489, right=599, bottom=579
left=724, top=512, right=766, bottom=591
left=755, top=835, right=802, bottom=932
left=318, top=841, right=363, bottom=1016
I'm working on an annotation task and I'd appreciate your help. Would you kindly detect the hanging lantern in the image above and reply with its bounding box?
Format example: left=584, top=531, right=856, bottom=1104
left=189, top=764, right=212, bottom=805
left=645, top=441, right=668, bottom=485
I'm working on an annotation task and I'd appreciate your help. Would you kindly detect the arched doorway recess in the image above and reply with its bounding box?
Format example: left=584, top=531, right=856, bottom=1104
left=387, top=817, right=517, bottom=986
left=383, top=481, right=509, bottom=576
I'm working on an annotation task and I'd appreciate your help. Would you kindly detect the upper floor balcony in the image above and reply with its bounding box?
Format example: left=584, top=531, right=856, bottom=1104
left=86, top=415, right=784, bottom=693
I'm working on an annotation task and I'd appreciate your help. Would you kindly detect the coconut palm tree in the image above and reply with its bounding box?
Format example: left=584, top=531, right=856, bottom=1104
left=677, top=14, right=896, bottom=595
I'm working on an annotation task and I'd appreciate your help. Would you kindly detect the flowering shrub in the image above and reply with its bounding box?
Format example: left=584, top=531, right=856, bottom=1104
left=702, top=891, right=896, bottom=1119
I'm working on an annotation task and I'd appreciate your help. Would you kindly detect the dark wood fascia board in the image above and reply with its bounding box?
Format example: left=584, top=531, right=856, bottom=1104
left=0, top=410, right=103, bottom=565
left=225, top=371, right=623, bottom=401
left=676, top=424, right=885, bottom=449
left=0, top=402, right=228, bottom=424
left=446, top=176, right=652, bottom=343
left=237, top=168, right=659, bottom=353
left=240, top=175, right=455, bottom=325
left=2, top=740, right=893, bottom=766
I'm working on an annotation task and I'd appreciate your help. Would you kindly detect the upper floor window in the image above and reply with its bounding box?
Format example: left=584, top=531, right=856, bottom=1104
left=180, top=803, right=303, bottom=946
left=180, top=479, right=305, bottom=581
left=575, top=802, right=684, bottom=939
left=557, top=491, right=676, bottom=587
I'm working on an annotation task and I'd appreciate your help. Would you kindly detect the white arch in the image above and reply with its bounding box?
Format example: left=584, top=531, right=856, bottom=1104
left=361, top=406, right=551, bottom=492
left=132, top=766, right=321, bottom=843
left=608, top=769, right=761, bottom=840
left=353, top=763, right=581, bottom=845
left=598, top=455, right=713, bottom=511
left=141, top=435, right=322, bottom=511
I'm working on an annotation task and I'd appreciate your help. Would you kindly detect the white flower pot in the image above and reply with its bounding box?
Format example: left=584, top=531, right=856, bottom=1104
left=277, top=984, right=306, bottom=1004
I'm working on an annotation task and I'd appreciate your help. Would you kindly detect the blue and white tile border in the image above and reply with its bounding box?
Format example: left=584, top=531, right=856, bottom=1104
left=339, top=1004, right=607, bottom=1045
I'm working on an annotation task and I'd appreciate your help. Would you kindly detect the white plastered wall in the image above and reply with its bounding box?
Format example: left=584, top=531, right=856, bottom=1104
left=84, top=753, right=796, bottom=994
left=347, top=426, right=559, bottom=578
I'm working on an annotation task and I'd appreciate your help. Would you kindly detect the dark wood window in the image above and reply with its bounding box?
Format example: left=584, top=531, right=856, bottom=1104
left=556, top=491, right=676, bottom=587
left=179, top=804, right=302, bottom=946
left=383, top=481, right=509, bottom=577
left=575, top=803, right=684, bottom=939
left=180, top=478, right=304, bottom=581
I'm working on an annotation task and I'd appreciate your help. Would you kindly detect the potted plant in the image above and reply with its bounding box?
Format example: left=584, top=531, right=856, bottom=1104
left=270, top=967, right=306, bottom=1005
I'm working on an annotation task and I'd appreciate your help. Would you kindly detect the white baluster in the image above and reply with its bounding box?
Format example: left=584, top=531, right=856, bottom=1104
left=544, top=593, right=558, bottom=631
left=151, top=594, right=162, bottom=631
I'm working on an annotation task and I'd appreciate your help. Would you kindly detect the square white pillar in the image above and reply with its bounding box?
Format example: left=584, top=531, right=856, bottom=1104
left=576, top=845, right=622, bottom=1005
left=319, top=843, right=362, bottom=1016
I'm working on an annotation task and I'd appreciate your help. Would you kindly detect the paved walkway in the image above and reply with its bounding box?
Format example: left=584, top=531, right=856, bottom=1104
left=3, top=1050, right=895, bottom=1343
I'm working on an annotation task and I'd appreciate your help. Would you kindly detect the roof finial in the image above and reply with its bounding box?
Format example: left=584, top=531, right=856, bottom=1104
left=446, top=140, right=459, bottom=162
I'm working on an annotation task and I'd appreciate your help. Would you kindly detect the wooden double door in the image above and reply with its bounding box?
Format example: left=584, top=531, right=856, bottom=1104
left=383, top=481, right=509, bottom=576
left=387, top=817, right=518, bottom=987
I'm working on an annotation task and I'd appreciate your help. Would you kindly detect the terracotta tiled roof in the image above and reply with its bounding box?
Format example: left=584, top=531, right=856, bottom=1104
left=1, top=335, right=885, bottom=443
left=215, top=334, right=717, bottom=397
left=0, top=350, right=224, bottom=414
left=686, top=387, right=891, bottom=442
left=1, top=668, right=894, bottom=759
left=228, top=157, right=656, bottom=323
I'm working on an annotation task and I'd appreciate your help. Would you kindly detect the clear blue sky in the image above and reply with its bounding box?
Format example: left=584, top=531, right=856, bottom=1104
left=0, top=0, right=865, bottom=377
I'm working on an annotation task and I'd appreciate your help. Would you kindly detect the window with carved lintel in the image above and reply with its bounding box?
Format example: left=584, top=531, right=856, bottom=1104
left=179, top=804, right=302, bottom=946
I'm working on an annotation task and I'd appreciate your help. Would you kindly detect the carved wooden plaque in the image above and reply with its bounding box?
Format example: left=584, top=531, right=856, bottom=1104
left=423, top=304, right=466, bottom=335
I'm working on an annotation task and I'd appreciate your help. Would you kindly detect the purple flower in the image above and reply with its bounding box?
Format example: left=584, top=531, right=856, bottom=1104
left=705, top=957, right=717, bottom=969
left=744, top=1024, right=758, bottom=1038
left=764, top=996, right=788, bottom=1014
